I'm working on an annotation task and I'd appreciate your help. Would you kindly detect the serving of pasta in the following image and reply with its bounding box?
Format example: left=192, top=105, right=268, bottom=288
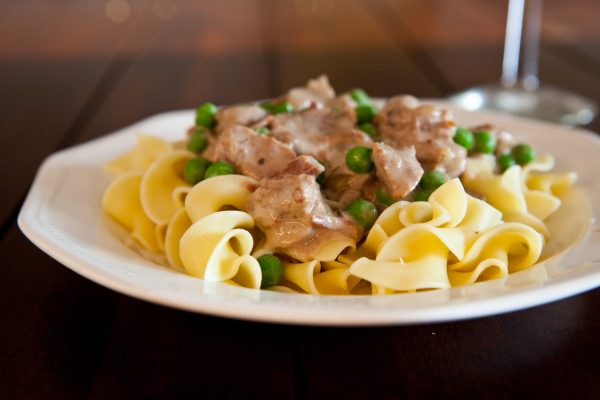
left=101, top=77, right=579, bottom=296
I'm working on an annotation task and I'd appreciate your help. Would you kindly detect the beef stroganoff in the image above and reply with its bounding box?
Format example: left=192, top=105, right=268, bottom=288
left=102, top=76, right=577, bottom=295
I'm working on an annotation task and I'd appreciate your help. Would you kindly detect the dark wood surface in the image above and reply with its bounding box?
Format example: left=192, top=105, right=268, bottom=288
left=2, top=0, right=599, bottom=398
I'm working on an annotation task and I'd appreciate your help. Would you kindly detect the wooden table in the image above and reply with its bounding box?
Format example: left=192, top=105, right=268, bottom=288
left=2, top=0, right=599, bottom=397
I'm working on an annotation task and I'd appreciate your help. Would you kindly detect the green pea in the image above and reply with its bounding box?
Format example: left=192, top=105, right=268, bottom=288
left=419, top=170, right=446, bottom=190
left=187, top=128, right=209, bottom=154
left=257, top=254, right=284, bottom=288
left=473, top=130, right=496, bottom=154
left=359, top=122, right=379, bottom=138
left=346, top=199, right=379, bottom=229
left=412, top=190, right=432, bottom=202
left=195, top=102, right=218, bottom=128
left=261, top=101, right=294, bottom=114
left=497, top=153, right=516, bottom=172
left=350, top=88, right=372, bottom=106
left=345, top=146, right=374, bottom=173
left=204, top=161, right=235, bottom=179
left=355, top=104, right=378, bottom=124
left=453, top=127, right=474, bottom=150
left=375, top=188, right=394, bottom=206
left=254, top=126, right=270, bottom=136
left=184, top=157, right=211, bottom=185
left=511, top=143, right=535, bottom=165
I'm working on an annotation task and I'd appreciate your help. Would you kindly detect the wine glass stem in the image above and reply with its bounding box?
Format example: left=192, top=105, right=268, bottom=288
left=502, top=0, right=525, bottom=87
left=522, top=0, right=543, bottom=91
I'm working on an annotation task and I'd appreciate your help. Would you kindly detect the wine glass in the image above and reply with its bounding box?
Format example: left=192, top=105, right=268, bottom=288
left=450, top=0, right=597, bottom=126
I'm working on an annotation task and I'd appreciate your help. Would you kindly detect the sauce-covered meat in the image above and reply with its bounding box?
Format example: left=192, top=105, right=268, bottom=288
left=371, top=142, right=423, bottom=199
left=212, top=125, right=296, bottom=179
left=322, top=173, right=375, bottom=207
left=286, top=75, right=336, bottom=109
left=215, top=104, right=268, bottom=133
left=270, top=105, right=357, bottom=156
left=195, top=77, right=491, bottom=261
left=246, top=155, right=360, bottom=261
left=376, top=95, right=467, bottom=178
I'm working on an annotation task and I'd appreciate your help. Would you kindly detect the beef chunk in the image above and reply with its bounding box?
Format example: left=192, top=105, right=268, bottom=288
left=376, top=96, right=466, bottom=178
left=212, top=125, right=296, bottom=179
left=372, top=142, right=423, bottom=199
left=286, top=75, right=336, bottom=109
left=270, top=106, right=357, bottom=156
left=247, top=155, right=360, bottom=261
left=215, top=104, right=268, bottom=134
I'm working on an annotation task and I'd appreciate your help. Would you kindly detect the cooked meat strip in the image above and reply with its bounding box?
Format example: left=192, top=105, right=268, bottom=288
left=215, top=104, right=268, bottom=134
left=212, top=125, right=296, bottom=179
left=470, top=123, right=516, bottom=156
left=274, top=154, right=324, bottom=176
left=371, top=142, right=423, bottom=199
left=247, top=155, right=360, bottom=261
left=270, top=106, right=357, bottom=155
left=376, top=95, right=467, bottom=178
left=286, top=75, right=336, bottom=109
left=323, top=173, right=375, bottom=207
left=327, top=93, right=357, bottom=112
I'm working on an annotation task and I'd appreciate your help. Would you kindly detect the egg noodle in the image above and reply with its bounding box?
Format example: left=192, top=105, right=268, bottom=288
left=102, top=132, right=576, bottom=295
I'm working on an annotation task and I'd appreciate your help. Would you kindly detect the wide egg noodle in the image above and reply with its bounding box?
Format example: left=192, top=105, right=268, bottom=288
left=179, top=210, right=261, bottom=288
left=399, top=178, right=468, bottom=228
left=448, top=222, right=543, bottom=286
left=281, top=260, right=321, bottom=294
left=374, top=201, right=408, bottom=236
left=377, top=224, right=465, bottom=262
left=101, top=173, right=160, bottom=252
left=313, top=267, right=361, bottom=295
left=312, top=239, right=356, bottom=262
left=338, top=203, right=406, bottom=265
left=350, top=227, right=457, bottom=292
left=105, top=134, right=172, bottom=176
left=351, top=255, right=451, bottom=292
left=321, top=260, right=349, bottom=270
left=228, top=255, right=262, bottom=288
left=347, top=178, right=543, bottom=291
left=526, top=172, right=577, bottom=197
left=462, top=155, right=577, bottom=239
left=370, top=284, right=395, bottom=295
left=172, top=186, right=191, bottom=210
left=522, top=155, right=577, bottom=217
left=140, top=150, right=193, bottom=225
left=155, top=222, right=168, bottom=253
left=164, top=208, right=192, bottom=269
left=184, top=174, right=258, bottom=223
left=447, top=259, right=507, bottom=287
left=462, top=163, right=527, bottom=217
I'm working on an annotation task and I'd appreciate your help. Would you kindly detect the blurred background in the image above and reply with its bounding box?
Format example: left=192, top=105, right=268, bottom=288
left=1, top=0, right=600, bottom=223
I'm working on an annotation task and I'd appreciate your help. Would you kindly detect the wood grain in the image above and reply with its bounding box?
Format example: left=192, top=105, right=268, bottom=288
left=0, top=0, right=158, bottom=230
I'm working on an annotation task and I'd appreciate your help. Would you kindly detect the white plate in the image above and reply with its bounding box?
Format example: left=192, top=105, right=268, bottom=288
left=18, top=104, right=600, bottom=326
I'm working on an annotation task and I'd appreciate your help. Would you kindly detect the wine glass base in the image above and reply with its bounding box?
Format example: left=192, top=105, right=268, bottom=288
left=449, top=84, right=598, bottom=126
